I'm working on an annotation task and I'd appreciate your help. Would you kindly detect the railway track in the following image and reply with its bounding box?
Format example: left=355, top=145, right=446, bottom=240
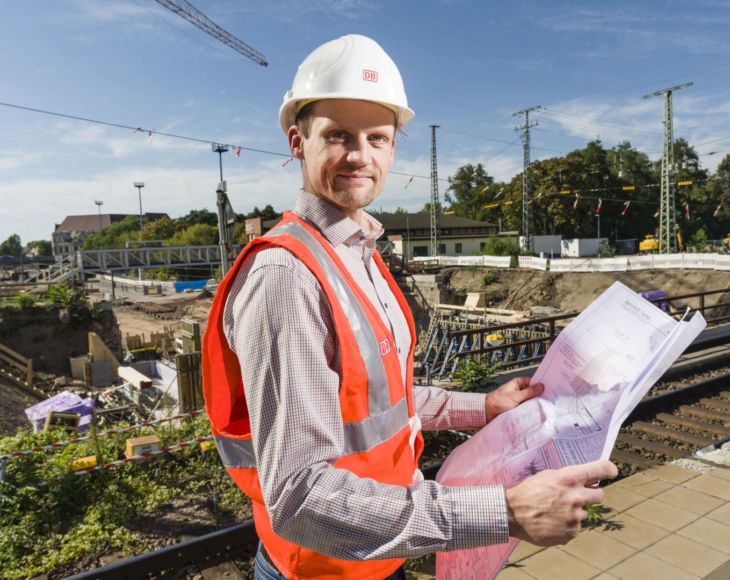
left=68, top=357, right=730, bottom=580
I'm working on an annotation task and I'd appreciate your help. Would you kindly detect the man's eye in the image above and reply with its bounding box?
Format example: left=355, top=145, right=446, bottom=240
left=328, top=131, right=348, bottom=142
left=369, top=135, right=388, bottom=144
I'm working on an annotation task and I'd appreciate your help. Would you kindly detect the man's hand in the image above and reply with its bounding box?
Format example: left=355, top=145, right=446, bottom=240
left=506, top=460, right=619, bottom=546
left=485, top=377, right=544, bottom=423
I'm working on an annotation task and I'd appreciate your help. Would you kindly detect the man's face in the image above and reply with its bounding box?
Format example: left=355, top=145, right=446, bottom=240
left=288, top=99, right=396, bottom=221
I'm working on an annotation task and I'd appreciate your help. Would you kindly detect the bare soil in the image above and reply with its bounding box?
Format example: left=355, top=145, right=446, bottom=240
left=445, top=268, right=730, bottom=314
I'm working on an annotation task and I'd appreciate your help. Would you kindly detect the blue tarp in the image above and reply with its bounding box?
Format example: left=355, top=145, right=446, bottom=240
left=174, top=279, right=207, bottom=293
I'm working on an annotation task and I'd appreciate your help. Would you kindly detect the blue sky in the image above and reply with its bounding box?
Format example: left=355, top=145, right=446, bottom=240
left=2, top=0, right=730, bottom=243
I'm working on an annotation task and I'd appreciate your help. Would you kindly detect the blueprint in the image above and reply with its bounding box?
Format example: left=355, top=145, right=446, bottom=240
left=435, top=281, right=706, bottom=579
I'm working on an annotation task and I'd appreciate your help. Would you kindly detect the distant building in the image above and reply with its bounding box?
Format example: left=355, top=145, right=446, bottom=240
left=370, top=212, right=499, bottom=259
left=52, top=213, right=168, bottom=257
left=243, top=212, right=500, bottom=259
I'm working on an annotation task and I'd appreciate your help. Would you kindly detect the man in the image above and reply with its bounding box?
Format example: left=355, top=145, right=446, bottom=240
left=203, top=34, right=617, bottom=580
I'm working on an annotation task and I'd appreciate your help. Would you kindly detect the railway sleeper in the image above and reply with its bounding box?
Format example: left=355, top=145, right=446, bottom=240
left=610, top=448, right=655, bottom=471
left=616, top=433, right=687, bottom=459
left=656, top=413, right=730, bottom=438
left=678, top=405, right=730, bottom=424
left=699, top=397, right=730, bottom=413
left=720, top=391, right=730, bottom=401
left=632, top=421, right=713, bottom=447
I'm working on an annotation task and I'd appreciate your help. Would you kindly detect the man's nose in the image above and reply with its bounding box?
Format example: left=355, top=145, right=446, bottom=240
left=346, top=137, right=371, bottom=166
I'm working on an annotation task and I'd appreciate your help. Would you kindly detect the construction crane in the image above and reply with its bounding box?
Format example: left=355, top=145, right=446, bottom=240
left=153, top=0, right=268, bottom=67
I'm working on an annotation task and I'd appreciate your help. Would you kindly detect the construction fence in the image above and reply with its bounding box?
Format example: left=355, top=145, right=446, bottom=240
left=414, top=253, right=730, bottom=273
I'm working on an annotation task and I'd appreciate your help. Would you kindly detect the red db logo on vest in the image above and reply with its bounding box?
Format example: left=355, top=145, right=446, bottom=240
left=362, top=69, right=378, bottom=82
left=379, top=339, right=391, bottom=356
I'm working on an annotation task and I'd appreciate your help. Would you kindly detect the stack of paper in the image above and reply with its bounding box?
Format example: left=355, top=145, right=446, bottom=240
left=435, top=281, right=706, bottom=579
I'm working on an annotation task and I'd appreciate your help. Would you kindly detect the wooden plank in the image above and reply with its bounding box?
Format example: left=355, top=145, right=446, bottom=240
left=632, top=421, right=713, bottom=447
left=656, top=413, right=730, bottom=438
left=610, top=448, right=654, bottom=470
left=679, top=405, right=730, bottom=423
left=0, top=350, right=26, bottom=371
left=0, top=342, right=29, bottom=365
left=617, top=433, right=686, bottom=459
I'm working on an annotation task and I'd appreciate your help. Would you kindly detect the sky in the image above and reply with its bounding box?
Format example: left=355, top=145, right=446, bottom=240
left=2, top=0, right=730, bottom=244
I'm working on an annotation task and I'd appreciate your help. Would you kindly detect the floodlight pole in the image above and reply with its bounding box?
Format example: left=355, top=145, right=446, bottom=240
left=94, top=200, right=103, bottom=231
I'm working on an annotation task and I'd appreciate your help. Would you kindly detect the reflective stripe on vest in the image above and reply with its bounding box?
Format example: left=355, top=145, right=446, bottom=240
left=215, top=397, right=409, bottom=468
left=214, top=220, right=409, bottom=469
left=268, top=221, right=391, bottom=414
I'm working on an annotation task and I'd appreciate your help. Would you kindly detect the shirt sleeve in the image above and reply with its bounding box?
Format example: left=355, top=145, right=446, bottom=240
left=226, top=248, right=509, bottom=560
left=414, top=386, right=488, bottom=431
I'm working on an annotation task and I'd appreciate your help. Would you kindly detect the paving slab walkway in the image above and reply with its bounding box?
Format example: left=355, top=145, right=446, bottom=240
left=408, top=459, right=730, bottom=579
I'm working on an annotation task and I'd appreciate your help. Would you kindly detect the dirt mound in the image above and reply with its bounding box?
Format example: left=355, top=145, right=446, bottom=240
left=446, top=268, right=730, bottom=313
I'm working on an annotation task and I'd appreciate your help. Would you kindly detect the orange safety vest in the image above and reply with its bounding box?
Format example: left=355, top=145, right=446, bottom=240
left=202, top=212, right=424, bottom=580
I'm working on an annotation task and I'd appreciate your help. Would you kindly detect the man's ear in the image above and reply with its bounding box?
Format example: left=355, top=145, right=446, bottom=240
left=288, top=126, right=305, bottom=160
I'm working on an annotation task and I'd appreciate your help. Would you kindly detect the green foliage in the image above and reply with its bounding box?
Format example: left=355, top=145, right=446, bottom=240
left=177, top=209, right=218, bottom=229
left=0, top=415, right=248, bottom=578
left=445, top=163, right=497, bottom=221
left=598, top=241, right=616, bottom=258
left=167, top=224, right=218, bottom=247
left=0, top=234, right=23, bottom=257
left=452, top=357, right=498, bottom=391
left=82, top=216, right=141, bottom=250
left=11, top=292, right=36, bottom=308
left=27, top=240, right=53, bottom=256
left=482, top=236, right=519, bottom=256
left=688, top=227, right=708, bottom=251
left=482, top=271, right=497, bottom=286
left=141, top=216, right=180, bottom=241
left=46, top=283, right=95, bottom=325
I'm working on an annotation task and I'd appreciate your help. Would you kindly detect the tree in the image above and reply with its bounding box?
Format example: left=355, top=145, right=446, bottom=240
left=445, top=163, right=498, bottom=220
left=27, top=240, right=53, bottom=256
left=82, top=216, right=141, bottom=250
left=167, top=223, right=218, bottom=246
left=177, top=209, right=218, bottom=229
left=0, top=234, right=22, bottom=256
left=141, top=216, right=180, bottom=241
left=244, top=204, right=278, bottom=221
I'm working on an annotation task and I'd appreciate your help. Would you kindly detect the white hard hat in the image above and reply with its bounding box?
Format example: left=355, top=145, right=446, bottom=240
left=279, top=34, right=414, bottom=134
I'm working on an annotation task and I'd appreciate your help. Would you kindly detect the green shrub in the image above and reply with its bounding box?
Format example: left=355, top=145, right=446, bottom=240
left=0, top=415, right=248, bottom=577
left=481, top=237, right=520, bottom=257
left=11, top=292, right=36, bottom=308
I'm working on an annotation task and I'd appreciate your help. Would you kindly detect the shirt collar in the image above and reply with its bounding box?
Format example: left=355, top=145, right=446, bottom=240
left=293, top=190, right=384, bottom=250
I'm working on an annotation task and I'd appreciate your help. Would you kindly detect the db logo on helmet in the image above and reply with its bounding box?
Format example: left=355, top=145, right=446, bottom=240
left=362, top=69, right=378, bottom=82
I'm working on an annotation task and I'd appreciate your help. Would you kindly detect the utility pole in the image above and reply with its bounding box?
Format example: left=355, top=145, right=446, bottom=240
left=643, top=82, right=692, bottom=254
left=133, top=182, right=145, bottom=281
left=94, top=200, right=103, bottom=231
left=212, top=144, right=231, bottom=275
left=429, top=125, right=440, bottom=257
left=513, top=106, right=541, bottom=253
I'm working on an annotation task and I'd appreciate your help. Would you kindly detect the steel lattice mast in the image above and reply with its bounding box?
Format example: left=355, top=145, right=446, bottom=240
left=153, top=0, right=268, bottom=66
left=643, top=82, right=692, bottom=253
left=514, top=106, right=541, bottom=252
left=430, top=124, right=441, bottom=257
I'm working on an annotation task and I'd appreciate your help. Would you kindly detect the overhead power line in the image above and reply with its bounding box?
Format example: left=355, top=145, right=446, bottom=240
left=152, top=0, right=268, bottom=66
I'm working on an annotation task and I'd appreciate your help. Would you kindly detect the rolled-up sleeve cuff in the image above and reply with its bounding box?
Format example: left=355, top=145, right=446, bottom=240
left=449, top=392, right=488, bottom=430
left=448, top=485, right=509, bottom=549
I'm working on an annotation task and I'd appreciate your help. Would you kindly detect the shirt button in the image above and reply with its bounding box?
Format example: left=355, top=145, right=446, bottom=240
left=384, top=302, right=389, bottom=309
left=398, top=348, right=402, bottom=354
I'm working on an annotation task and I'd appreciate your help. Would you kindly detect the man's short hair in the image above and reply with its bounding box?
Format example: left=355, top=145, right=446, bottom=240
left=295, top=101, right=318, bottom=138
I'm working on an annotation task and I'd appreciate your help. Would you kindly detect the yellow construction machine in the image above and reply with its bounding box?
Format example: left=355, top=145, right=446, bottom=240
left=639, top=235, right=659, bottom=253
